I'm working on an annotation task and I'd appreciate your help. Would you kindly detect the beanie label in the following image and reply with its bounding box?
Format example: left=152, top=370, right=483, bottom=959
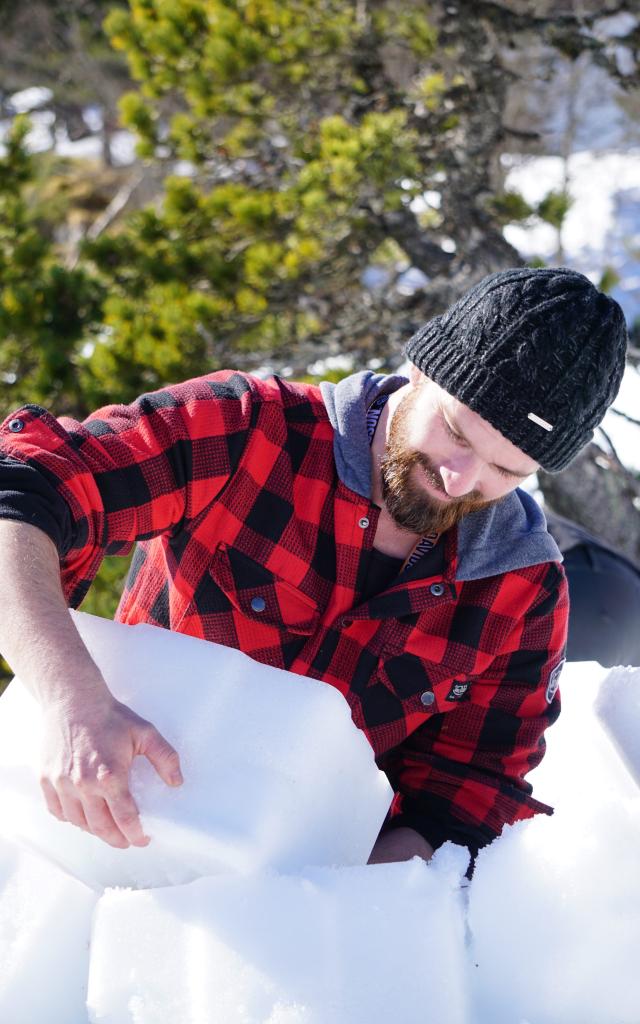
left=528, top=412, right=554, bottom=432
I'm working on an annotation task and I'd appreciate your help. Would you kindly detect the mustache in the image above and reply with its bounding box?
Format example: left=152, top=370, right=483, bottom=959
left=378, top=385, right=495, bottom=535
left=404, top=450, right=483, bottom=505
left=380, top=443, right=493, bottom=535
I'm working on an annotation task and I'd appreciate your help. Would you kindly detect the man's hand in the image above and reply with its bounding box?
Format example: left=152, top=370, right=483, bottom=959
left=0, top=521, right=184, bottom=850
left=39, top=692, right=183, bottom=849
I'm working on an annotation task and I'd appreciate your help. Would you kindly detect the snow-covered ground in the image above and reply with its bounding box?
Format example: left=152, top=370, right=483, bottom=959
left=0, top=88, right=137, bottom=167
left=0, top=614, right=638, bottom=1023
left=501, top=148, right=640, bottom=474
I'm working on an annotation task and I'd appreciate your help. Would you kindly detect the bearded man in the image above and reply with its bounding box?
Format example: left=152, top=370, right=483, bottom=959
left=0, top=267, right=628, bottom=864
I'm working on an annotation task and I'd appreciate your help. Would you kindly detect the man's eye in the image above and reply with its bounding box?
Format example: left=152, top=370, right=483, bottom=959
left=443, top=419, right=466, bottom=445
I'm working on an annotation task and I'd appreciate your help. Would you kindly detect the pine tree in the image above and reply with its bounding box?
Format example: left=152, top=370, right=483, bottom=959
left=0, top=117, right=104, bottom=414
left=75, top=0, right=639, bottom=403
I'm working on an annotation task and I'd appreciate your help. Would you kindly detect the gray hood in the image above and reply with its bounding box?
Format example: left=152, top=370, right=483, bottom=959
left=320, top=370, right=562, bottom=582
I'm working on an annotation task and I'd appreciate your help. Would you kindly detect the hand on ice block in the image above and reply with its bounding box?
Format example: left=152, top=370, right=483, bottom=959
left=39, top=689, right=183, bottom=849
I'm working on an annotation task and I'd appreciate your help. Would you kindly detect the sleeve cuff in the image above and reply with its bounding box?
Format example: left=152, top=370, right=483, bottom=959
left=0, top=455, right=73, bottom=554
left=382, top=810, right=487, bottom=860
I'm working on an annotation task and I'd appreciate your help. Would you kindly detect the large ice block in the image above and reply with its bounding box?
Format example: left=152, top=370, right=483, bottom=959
left=88, top=850, right=471, bottom=1024
left=0, top=838, right=97, bottom=1024
left=595, top=664, right=640, bottom=788
left=0, top=612, right=392, bottom=889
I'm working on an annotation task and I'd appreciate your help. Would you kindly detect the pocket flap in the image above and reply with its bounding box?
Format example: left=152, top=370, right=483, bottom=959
left=210, top=544, right=320, bottom=636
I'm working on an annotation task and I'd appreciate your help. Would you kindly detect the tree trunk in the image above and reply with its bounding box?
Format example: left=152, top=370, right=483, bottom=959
left=539, top=444, right=640, bottom=565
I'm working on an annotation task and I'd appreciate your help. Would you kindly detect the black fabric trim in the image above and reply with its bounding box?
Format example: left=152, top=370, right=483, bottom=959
left=383, top=807, right=487, bottom=857
left=381, top=806, right=491, bottom=878
left=0, top=454, right=73, bottom=554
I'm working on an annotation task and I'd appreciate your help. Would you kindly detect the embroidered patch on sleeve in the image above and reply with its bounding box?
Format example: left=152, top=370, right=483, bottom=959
left=545, top=659, right=565, bottom=704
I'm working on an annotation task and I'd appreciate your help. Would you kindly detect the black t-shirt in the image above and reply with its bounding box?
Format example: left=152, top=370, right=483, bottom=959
left=360, top=536, right=445, bottom=601
left=360, top=547, right=404, bottom=601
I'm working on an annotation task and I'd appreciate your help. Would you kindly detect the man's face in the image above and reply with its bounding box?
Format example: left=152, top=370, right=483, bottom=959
left=380, top=372, right=539, bottom=535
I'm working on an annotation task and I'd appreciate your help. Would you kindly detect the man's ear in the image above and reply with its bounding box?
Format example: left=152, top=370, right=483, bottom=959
left=408, top=363, right=423, bottom=387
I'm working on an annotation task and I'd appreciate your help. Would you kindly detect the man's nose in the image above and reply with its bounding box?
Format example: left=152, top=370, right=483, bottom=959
left=439, top=455, right=482, bottom=497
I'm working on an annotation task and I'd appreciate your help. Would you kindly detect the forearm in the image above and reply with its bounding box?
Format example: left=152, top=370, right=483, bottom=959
left=368, top=827, right=434, bottom=864
left=0, top=520, right=108, bottom=707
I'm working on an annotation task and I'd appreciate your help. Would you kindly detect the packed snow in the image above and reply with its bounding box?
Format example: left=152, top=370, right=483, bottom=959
left=470, top=662, right=640, bottom=1024
left=596, top=664, right=640, bottom=787
left=88, top=852, right=470, bottom=1024
left=0, top=839, right=96, bottom=1024
left=0, top=613, right=638, bottom=1023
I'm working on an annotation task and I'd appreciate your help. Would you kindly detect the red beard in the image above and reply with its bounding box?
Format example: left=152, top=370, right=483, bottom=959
left=379, top=388, right=497, bottom=535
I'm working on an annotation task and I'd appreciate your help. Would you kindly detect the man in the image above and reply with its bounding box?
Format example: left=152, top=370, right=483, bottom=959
left=0, top=267, right=628, bottom=864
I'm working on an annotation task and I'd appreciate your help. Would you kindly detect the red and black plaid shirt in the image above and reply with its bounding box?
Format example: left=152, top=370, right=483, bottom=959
left=0, top=370, right=568, bottom=854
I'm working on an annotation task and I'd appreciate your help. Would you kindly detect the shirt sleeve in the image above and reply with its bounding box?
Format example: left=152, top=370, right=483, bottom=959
left=378, top=561, right=569, bottom=858
left=0, top=371, right=255, bottom=606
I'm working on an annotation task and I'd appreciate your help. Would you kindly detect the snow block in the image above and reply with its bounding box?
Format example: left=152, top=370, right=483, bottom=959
left=469, top=661, right=640, bottom=1024
left=468, top=806, right=640, bottom=1024
left=526, top=661, right=638, bottom=808
left=595, top=664, right=640, bottom=788
left=0, top=612, right=392, bottom=890
left=0, top=838, right=97, bottom=1024
left=88, top=851, right=471, bottom=1024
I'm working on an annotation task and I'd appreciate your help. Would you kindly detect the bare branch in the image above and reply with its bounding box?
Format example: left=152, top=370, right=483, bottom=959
left=609, top=407, right=640, bottom=430
left=597, top=425, right=626, bottom=471
left=502, top=125, right=542, bottom=141
left=85, top=168, right=146, bottom=242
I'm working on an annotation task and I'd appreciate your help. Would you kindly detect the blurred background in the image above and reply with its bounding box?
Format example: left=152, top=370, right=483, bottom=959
left=1, top=0, right=639, bottom=671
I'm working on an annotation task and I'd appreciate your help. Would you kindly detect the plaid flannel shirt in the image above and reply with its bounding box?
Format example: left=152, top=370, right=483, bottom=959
left=0, top=370, right=568, bottom=854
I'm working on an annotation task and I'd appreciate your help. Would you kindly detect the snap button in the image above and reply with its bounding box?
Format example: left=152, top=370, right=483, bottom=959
left=430, top=582, right=445, bottom=597
left=358, top=517, right=370, bottom=529
left=250, top=596, right=266, bottom=613
left=420, top=691, right=436, bottom=708
left=8, top=418, right=24, bottom=433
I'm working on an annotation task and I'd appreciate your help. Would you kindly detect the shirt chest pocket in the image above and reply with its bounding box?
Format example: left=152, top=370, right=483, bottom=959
left=374, top=649, right=471, bottom=718
left=209, top=543, right=320, bottom=637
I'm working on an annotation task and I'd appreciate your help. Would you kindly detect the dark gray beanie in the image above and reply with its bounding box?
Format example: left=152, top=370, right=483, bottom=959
left=404, top=267, right=628, bottom=472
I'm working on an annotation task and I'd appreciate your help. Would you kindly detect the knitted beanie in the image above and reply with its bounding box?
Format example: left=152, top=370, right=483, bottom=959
left=404, top=267, right=628, bottom=472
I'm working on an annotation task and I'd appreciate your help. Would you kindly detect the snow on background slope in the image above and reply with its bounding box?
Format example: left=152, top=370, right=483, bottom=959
left=503, top=151, right=640, bottom=321
left=503, top=150, right=640, bottom=474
